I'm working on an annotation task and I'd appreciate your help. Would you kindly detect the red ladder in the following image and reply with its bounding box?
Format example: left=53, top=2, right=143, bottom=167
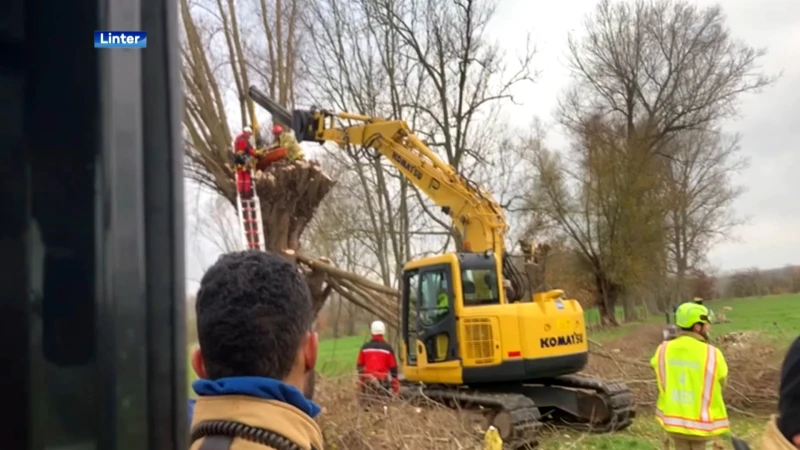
left=235, top=170, right=265, bottom=251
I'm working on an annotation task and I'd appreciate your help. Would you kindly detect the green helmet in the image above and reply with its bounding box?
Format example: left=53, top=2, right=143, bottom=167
left=675, top=302, right=712, bottom=329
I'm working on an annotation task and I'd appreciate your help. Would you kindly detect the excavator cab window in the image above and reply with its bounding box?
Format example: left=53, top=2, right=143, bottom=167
left=461, top=268, right=500, bottom=306
left=404, top=271, right=420, bottom=365
left=402, top=266, right=459, bottom=365
left=419, top=271, right=450, bottom=327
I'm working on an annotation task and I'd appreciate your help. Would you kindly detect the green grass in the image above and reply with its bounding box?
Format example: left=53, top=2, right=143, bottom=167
left=317, top=334, right=367, bottom=377
left=538, top=413, right=767, bottom=449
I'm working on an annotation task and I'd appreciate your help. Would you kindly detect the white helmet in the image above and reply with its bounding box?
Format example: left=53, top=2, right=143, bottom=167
left=243, top=125, right=253, bottom=134
left=370, top=320, right=386, bottom=336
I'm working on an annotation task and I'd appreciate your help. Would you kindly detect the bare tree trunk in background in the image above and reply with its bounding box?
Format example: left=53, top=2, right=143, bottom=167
left=523, top=0, right=774, bottom=326
left=663, top=130, right=747, bottom=303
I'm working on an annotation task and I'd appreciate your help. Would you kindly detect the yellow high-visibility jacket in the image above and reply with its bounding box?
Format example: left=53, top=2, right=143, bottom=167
left=275, top=132, right=304, bottom=161
left=650, top=332, right=730, bottom=438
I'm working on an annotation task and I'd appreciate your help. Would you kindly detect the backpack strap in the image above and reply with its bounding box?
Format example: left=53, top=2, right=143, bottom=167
left=190, top=420, right=319, bottom=450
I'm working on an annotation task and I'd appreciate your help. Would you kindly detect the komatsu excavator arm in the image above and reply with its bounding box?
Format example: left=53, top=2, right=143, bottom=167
left=247, top=85, right=529, bottom=299
left=249, top=85, right=506, bottom=254
left=315, top=115, right=507, bottom=256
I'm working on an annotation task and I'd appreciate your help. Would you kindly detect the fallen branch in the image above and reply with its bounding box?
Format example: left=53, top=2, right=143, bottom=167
left=290, top=250, right=400, bottom=297
left=329, top=279, right=399, bottom=330
left=338, top=278, right=399, bottom=325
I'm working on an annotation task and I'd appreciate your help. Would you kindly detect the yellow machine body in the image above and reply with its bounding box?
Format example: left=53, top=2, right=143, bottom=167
left=398, top=253, right=588, bottom=386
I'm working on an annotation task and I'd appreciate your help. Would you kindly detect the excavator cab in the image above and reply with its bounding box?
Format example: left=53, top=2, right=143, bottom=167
left=400, top=250, right=591, bottom=385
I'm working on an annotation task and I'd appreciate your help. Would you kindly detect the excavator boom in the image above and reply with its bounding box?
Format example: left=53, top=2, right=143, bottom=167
left=247, top=86, right=506, bottom=254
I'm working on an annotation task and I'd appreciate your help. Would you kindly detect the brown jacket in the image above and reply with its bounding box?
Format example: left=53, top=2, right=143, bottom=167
left=190, top=395, right=324, bottom=450
left=761, top=415, right=796, bottom=450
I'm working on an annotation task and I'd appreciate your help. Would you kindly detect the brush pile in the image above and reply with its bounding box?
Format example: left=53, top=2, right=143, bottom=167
left=586, top=324, right=785, bottom=413
left=315, top=377, right=482, bottom=450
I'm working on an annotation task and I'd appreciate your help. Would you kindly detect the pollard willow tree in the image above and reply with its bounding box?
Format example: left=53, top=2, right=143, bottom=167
left=180, top=0, right=405, bottom=395
left=531, top=0, right=774, bottom=326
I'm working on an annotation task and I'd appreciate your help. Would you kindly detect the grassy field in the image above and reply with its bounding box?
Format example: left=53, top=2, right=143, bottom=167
left=186, top=294, right=798, bottom=447
left=537, top=413, right=767, bottom=449
left=188, top=294, right=800, bottom=387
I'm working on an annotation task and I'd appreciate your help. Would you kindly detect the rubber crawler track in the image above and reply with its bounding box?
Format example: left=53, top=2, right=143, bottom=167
left=540, top=374, right=636, bottom=433
left=400, top=374, right=635, bottom=449
left=401, top=385, right=542, bottom=449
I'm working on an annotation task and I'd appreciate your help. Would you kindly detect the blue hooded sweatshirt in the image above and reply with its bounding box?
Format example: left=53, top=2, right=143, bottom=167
left=187, top=377, right=321, bottom=425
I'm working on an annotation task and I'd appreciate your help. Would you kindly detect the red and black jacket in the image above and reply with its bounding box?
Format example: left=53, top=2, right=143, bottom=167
left=356, top=335, right=398, bottom=381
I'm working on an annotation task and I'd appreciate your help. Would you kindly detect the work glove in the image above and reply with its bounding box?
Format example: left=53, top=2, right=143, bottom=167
left=391, top=377, right=400, bottom=395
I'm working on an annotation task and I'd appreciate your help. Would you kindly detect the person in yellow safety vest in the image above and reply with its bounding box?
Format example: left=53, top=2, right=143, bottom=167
left=436, top=288, right=449, bottom=310
left=270, top=124, right=304, bottom=161
left=650, top=301, right=730, bottom=450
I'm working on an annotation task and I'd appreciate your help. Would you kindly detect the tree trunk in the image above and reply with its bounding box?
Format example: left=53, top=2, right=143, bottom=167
left=224, top=159, right=337, bottom=314
left=594, top=272, right=620, bottom=327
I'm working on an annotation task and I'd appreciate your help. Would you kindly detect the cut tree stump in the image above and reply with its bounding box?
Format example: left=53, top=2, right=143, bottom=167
left=253, top=159, right=336, bottom=252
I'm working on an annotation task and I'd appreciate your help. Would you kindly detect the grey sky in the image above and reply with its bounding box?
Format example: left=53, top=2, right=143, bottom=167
left=185, top=0, right=800, bottom=295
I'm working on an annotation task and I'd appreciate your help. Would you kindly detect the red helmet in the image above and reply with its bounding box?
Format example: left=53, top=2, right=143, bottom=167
left=272, top=124, right=283, bottom=135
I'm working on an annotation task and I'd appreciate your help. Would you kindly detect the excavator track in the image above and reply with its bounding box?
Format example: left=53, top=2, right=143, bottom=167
left=530, top=374, right=636, bottom=433
left=400, top=384, right=543, bottom=449
left=400, top=374, right=634, bottom=448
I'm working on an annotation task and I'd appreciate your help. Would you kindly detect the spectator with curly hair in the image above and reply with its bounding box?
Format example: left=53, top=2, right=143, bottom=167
left=187, top=250, right=323, bottom=450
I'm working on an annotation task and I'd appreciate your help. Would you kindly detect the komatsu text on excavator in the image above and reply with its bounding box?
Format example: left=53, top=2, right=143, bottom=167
left=247, top=85, right=635, bottom=449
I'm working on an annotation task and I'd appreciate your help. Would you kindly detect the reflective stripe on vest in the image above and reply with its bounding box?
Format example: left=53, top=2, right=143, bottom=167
left=655, top=410, right=730, bottom=432
left=657, top=342, right=668, bottom=392
left=700, top=345, right=716, bottom=422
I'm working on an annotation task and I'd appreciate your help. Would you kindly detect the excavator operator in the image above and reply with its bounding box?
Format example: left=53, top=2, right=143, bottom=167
left=233, top=126, right=260, bottom=199
left=257, top=124, right=305, bottom=170
left=356, top=321, right=399, bottom=406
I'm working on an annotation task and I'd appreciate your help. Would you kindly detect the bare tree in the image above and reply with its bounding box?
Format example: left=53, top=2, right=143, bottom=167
left=180, top=0, right=304, bottom=197
left=302, top=0, right=538, bottom=271
left=530, top=0, right=775, bottom=326
left=526, top=118, right=665, bottom=326
left=194, top=191, right=243, bottom=255
left=301, top=0, right=427, bottom=286
left=663, top=129, right=747, bottom=301
left=562, top=0, right=775, bottom=149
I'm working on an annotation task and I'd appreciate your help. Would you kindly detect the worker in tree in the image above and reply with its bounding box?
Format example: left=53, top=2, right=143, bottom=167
left=259, top=124, right=304, bottom=169
left=233, top=126, right=261, bottom=199
left=356, top=320, right=400, bottom=406
left=651, top=302, right=730, bottom=450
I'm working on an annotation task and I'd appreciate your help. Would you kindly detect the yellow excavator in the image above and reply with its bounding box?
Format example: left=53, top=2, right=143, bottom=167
left=247, top=86, right=635, bottom=449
